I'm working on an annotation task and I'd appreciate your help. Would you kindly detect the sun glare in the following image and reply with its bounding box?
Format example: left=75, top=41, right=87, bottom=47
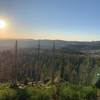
left=0, top=19, right=6, bottom=29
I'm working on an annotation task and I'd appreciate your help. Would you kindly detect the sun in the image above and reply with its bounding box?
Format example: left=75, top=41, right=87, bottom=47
left=0, top=19, right=6, bottom=29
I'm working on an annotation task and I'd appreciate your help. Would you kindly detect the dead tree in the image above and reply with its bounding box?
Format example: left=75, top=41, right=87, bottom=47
left=51, top=40, right=56, bottom=84
left=11, top=40, right=18, bottom=87
left=60, top=52, right=65, bottom=81
left=32, top=48, right=37, bottom=82
left=35, top=40, right=40, bottom=82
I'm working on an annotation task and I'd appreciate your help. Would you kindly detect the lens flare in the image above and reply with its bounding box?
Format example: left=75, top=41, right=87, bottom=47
left=0, top=19, right=6, bottom=29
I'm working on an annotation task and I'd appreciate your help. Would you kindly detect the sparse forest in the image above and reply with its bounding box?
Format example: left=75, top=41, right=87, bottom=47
left=0, top=40, right=99, bottom=100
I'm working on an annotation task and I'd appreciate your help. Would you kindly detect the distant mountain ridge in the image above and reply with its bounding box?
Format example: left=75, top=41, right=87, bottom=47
left=0, top=39, right=100, bottom=52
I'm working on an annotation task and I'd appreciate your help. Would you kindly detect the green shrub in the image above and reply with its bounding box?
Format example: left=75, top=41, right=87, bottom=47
left=59, top=84, right=96, bottom=100
left=59, top=84, right=79, bottom=100
left=0, top=83, right=97, bottom=100
left=0, top=84, right=17, bottom=100
left=80, top=86, right=96, bottom=100
left=24, top=85, right=54, bottom=100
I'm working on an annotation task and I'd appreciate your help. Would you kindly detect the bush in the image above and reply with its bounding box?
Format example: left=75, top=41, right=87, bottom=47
left=0, top=83, right=17, bottom=100
left=59, top=84, right=80, bottom=100
left=80, top=86, right=97, bottom=100
left=59, top=84, right=97, bottom=100
left=24, top=85, right=54, bottom=100
left=0, top=83, right=97, bottom=100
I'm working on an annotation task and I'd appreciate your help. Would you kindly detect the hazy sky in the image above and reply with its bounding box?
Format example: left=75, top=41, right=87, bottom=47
left=0, top=0, right=100, bottom=41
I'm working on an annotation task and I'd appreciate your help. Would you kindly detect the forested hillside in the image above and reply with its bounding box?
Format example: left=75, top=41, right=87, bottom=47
left=0, top=40, right=100, bottom=100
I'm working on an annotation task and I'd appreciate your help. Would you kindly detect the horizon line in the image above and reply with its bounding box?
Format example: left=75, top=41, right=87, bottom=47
left=0, top=38, right=99, bottom=42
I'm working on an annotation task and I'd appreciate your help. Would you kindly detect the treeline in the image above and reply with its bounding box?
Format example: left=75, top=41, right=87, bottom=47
left=0, top=40, right=99, bottom=86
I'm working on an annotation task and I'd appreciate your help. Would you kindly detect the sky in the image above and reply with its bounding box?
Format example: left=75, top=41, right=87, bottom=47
left=0, top=0, right=100, bottom=41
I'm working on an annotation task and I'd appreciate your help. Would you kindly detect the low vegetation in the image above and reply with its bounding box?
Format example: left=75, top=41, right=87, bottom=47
left=0, top=83, right=97, bottom=100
